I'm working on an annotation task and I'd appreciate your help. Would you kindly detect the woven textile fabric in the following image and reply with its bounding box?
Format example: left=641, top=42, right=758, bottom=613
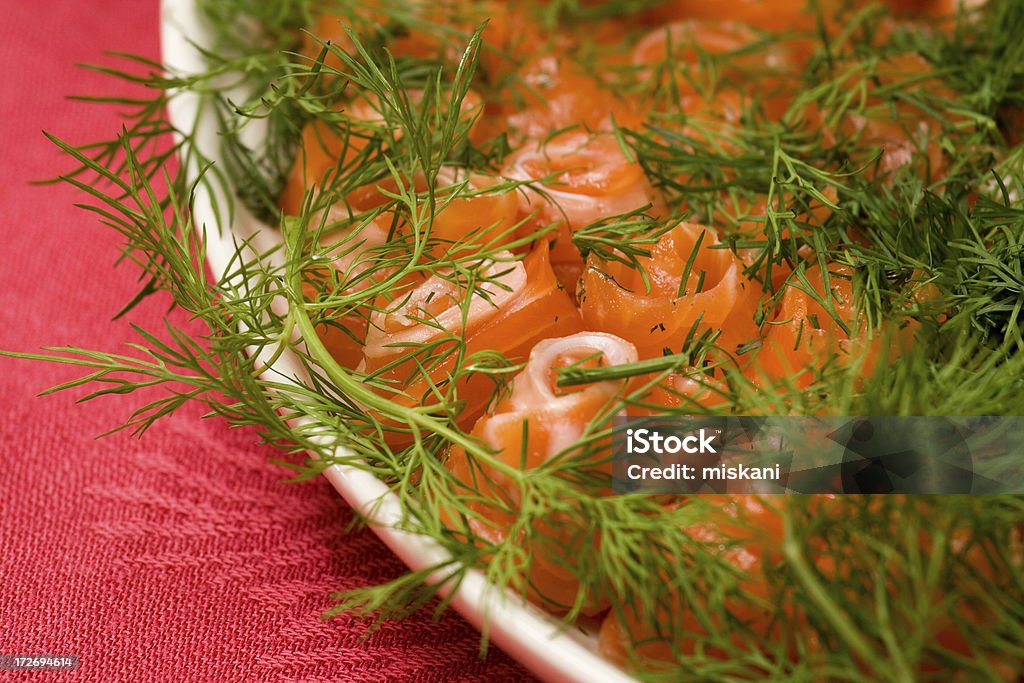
left=0, top=2, right=534, bottom=680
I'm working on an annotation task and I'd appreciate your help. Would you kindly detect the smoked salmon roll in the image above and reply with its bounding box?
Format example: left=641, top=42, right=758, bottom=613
left=631, top=19, right=801, bottom=116
left=281, top=90, right=485, bottom=217
left=446, top=332, right=639, bottom=614
left=502, top=55, right=645, bottom=143
left=361, top=247, right=584, bottom=440
left=580, top=222, right=762, bottom=361
left=305, top=165, right=520, bottom=369
left=751, top=263, right=881, bottom=388
left=503, top=130, right=666, bottom=292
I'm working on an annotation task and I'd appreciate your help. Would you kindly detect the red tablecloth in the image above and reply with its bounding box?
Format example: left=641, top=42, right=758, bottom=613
left=0, top=2, right=533, bottom=680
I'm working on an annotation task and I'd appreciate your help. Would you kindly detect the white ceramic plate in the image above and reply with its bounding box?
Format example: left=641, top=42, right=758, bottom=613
left=159, top=1, right=637, bottom=681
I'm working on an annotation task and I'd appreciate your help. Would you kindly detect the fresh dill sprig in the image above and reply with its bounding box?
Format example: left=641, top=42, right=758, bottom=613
left=4, top=0, right=1024, bottom=680
left=571, top=205, right=678, bottom=293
